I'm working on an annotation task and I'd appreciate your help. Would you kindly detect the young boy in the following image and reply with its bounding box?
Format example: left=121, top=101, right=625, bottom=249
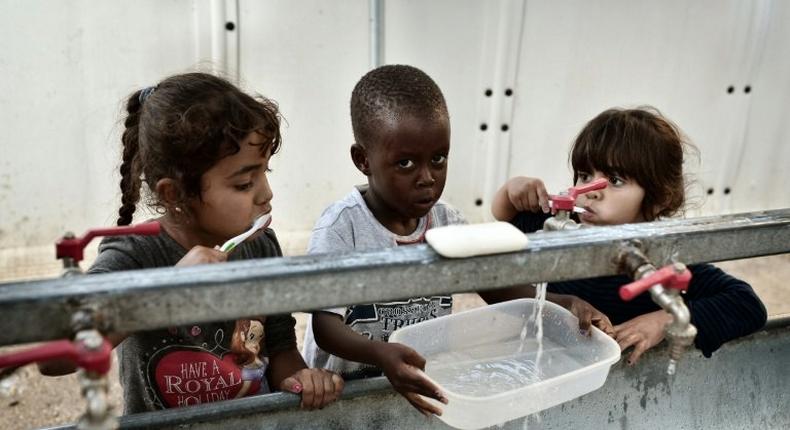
left=302, top=65, right=611, bottom=416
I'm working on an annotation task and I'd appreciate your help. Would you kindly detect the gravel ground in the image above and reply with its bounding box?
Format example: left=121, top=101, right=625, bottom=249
left=1, top=254, right=788, bottom=429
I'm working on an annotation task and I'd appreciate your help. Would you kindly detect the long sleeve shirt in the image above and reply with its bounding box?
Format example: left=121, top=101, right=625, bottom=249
left=510, top=211, right=767, bottom=357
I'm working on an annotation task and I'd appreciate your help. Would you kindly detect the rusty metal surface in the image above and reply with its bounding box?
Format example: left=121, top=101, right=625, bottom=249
left=1, top=209, right=789, bottom=346
left=46, top=316, right=790, bottom=430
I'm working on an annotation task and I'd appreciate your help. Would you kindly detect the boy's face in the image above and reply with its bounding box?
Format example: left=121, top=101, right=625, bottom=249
left=355, top=115, right=450, bottom=224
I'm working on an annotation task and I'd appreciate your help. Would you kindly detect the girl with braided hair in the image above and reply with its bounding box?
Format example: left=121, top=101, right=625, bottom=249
left=43, top=72, right=343, bottom=413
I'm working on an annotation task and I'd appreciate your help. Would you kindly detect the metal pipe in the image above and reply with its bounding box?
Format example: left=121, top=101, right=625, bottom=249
left=46, top=316, right=790, bottom=430
left=1, top=209, right=788, bottom=346
left=209, top=0, right=227, bottom=72
left=369, top=0, right=384, bottom=68
left=543, top=210, right=582, bottom=231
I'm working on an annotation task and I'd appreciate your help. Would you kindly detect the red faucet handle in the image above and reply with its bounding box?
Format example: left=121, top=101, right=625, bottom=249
left=548, top=194, right=575, bottom=211
left=568, top=178, right=608, bottom=198
left=619, top=264, right=692, bottom=301
left=56, top=221, right=161, bottom=262
left=0, top=336, right=112, bottom=374
left=549, top=178, right=609, bottom=212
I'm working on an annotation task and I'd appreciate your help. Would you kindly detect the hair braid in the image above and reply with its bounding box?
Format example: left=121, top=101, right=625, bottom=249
left=117, top=90, right=144, bottom=226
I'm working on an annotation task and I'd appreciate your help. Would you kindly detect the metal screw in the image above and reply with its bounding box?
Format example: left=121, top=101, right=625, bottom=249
left=83, top=334, right=103, bottom=350
left=71, top=310, right=95, bottom=332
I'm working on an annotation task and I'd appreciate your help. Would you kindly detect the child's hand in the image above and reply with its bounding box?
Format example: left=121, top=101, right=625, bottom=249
left=375, top=342, right=448, bottom=417
left=280, top=368, right=345, bottom=410
left=175, top=246, right=228, bottom=267
left=551, top=294, right=614, bottom=337
left=505, top=176, right=550, bottom=214
left=614, top=310, right=673, bottom=366
left=492, top=176, right=550, bottom=221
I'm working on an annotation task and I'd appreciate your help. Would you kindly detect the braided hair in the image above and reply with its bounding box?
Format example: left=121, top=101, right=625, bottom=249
left=116, top=73, right=282, bottom=225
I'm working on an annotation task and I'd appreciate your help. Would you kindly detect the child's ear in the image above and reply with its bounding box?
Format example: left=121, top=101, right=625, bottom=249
left=155, top=178, right=181, bottom=210
left=350, top=143, right=371, bottom=176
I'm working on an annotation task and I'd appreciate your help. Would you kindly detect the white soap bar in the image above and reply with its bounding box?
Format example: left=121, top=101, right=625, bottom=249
left=426, top=222, right=529, bottom=258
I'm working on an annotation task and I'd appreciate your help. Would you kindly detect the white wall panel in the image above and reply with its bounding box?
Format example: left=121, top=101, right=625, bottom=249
left=508, top=0, right=789, bottom=215
left=0, top=0, right=199, bottom=247
left=0, top=0, right=788, bottom=259
left=511, top=1, right=748, bottom=213
left=728, top=1, right=790, bottom=212
left=237, top=0, right=369, bottom=239
left=383, top=0, right=495, bottom=219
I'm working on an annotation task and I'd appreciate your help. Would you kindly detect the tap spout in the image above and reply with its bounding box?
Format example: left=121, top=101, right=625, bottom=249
left=616, top=244, right=697, bottom=374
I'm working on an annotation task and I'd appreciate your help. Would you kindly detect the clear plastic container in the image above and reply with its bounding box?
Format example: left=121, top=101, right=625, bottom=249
left=389, top=298, right=621, bottom=429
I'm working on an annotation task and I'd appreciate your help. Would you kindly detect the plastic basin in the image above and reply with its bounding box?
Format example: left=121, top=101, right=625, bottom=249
left=389, top=298, right=621, bottom=429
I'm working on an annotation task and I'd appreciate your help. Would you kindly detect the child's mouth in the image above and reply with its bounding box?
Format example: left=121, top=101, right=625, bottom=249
left=252, top=213, right=272, bottom=230
left=414, top=197, right=435, bottom=207
left=580, top=210, right=596, bottom=223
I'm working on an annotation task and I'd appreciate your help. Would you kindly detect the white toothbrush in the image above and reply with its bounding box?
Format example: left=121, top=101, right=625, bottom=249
left=548, top=200, right=587, bottom=213
left=220, top=213, right=272, bottom=253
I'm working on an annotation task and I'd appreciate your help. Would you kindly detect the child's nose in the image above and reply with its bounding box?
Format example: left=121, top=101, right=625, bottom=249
left=416, top=166, right=436, bottom=187
left=584, top=189, right=602, bottom=200
left=256, top=175, right=274, bottom=206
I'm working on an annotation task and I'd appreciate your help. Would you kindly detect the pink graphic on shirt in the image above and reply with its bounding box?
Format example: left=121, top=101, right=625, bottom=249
left=153, top=350, right=261, bottom=408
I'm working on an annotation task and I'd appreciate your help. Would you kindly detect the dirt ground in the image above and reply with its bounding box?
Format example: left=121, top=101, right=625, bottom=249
left=1, top=254, right=788, bottom=429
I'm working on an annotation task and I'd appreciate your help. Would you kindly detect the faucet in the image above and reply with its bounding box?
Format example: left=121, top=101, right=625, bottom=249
left=542, top=181, right=696, bottom=374
left=617, top=244, right=697, bottom=375
left=0, top=222, right=163, bottom=428
left=56, top=222, right=161, bottom=275
left=0, top=329, right=116, bottom=430
left=543, top=178, right=608, bottom=231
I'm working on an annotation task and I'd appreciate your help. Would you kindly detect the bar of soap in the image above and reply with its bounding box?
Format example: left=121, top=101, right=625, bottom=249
left=426, top=222, right=529, bottom=258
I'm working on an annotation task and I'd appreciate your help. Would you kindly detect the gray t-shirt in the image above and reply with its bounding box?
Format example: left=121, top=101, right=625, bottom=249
left=302, top=186, right=466, bottom=379
left=88, top=226, right=296, bottom=414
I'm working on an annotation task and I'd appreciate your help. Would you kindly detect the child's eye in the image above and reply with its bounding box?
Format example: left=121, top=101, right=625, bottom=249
left=235, top=182, right=253, bottom=191
left=609, top=176, right=625, bottom=186
left=577, top=172, right=591, bottom=183
left=431, top=155, right=447, bottom=165
left=398, top=160, right=414, bottom=168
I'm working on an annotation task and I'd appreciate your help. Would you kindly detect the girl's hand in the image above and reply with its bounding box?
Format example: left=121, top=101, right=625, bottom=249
left=375, top=342, right=448, bottom=417
left=280, top=368, right=344, bottom=410
left=505, top=176, right=550, bottom=214
left=551, top=294, right=615, bottom=337
left=614, top=310, right=673, bottom=366
left=175, top=245, right=228, bottom=267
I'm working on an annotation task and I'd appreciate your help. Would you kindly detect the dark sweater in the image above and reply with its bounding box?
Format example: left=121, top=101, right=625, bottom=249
left=88, top=227, right=297, bottom=413
left=511, top=211, right=767, bottom=357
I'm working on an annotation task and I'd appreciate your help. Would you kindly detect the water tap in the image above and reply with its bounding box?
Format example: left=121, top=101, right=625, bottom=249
left=2, top=222, right=165, bottom=427
left=543, top=178, right=608, bottom=231
left=617, top=245, right=697, bottom=375
left=56, top=222, right=161, bottom=275
left=0, top=330, right=117, bottom=430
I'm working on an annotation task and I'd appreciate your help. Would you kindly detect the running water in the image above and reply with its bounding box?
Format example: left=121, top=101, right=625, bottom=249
left=519, top=282, right=548, bottom=372
left=533, top=282, right=547, bottom=371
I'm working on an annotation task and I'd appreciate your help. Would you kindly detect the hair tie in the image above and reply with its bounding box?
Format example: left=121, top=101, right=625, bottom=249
left=138, top=86, right=157, bottom=104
